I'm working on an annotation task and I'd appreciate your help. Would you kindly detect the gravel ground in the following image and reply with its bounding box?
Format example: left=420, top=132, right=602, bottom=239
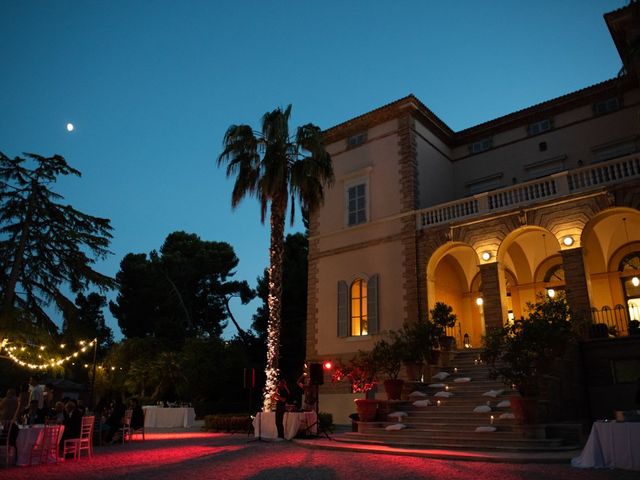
left=3, top=432, right=638, bottom=480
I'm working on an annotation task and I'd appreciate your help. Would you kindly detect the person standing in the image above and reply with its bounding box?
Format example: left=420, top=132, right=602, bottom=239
left=296, top=372, right=318, bottom=412
left=28, top=376, right=44, bottom=410
left=0, top=388, right=19, bottom=421
left=0, top=388, right=19, bottom=448
left=274, top=379, right=289, bottom=440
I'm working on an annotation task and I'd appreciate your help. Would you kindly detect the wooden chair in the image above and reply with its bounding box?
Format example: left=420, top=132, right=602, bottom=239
left=29, top=424, right=62, bottom=465
left=62, top=416, right=95, bottom=460
left=1, top=420, right=17, bottom=467
left=120, top=409, right=132, bottom=444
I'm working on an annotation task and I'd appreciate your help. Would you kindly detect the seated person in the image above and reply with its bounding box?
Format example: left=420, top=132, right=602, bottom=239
left=48, top=401, right=65, bottom=424
left=105, top=398, right=125, bottom=443
left=62, top=400, right=83, bottom=439
left=129, top=398, right=144, bottom=431
left=60, top=400, right=83, bottom=457
left=24, top=399, right=45, bottom=425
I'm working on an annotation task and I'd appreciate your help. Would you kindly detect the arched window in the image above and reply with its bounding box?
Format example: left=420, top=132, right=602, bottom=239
left=337, top=275, right=378, bottom=338
left=351, top=279, right=368, bottom=336
left=618, top=252, right=640, bottom=272
left=543, top=264, right=565, bottom=284
left=618, top=252, right=640, bottom=321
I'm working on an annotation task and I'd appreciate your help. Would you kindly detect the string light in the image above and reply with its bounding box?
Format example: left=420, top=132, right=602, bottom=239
left=0, top=338, right=97, bottom=370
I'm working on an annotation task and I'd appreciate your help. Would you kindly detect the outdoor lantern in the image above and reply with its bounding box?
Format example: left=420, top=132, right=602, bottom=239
left=463, top=333, right=471, bottom=348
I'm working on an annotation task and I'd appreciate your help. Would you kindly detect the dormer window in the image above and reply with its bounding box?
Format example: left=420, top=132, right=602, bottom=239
left=527, top=119, right=552, bottom=136
left=347, top=132, right=367, bottom=149
left=593, top=97, right=621, bottom=115
left=469, top=138, right=492, bottom=155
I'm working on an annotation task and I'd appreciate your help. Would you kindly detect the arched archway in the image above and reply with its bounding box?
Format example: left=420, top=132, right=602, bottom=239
left=583, top=208, right=640, bottom=332
left=426, top=242, right=481, bottom=346
left=498, top=226, right=562, bottom=320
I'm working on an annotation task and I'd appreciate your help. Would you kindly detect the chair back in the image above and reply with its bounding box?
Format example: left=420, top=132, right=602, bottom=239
left=1, top=419, right=15, bottom=466
left=31, top=424, right=62, bottom=465
left=80, top=416, right=94, bottom=440
left=122, top=409, right=132, bottom=427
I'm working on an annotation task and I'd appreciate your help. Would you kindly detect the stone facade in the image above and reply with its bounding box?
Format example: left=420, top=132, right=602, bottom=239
left=308, top=3, right=640, bottom=424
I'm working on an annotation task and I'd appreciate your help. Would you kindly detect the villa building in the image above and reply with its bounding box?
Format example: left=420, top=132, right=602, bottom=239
left=307, top=4, right=640, bottom=423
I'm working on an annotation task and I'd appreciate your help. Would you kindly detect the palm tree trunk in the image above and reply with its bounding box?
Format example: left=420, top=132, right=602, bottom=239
left=263, top=200, right=286, bottom=411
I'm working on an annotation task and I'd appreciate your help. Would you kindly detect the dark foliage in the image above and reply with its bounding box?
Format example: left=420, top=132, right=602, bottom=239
left=110, top=231, right=254, bottom=342
left=0, top=152, right=115, bottom=335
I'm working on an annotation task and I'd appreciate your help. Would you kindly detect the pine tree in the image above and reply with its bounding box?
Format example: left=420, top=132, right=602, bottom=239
left=0, top=152, right=115, bottom=335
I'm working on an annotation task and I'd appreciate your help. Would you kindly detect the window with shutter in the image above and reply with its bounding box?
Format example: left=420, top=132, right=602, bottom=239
left=336, top=275, right=379, bottom=337
left=337, top=281, right=349, bottom=338
left=367, top=275, right=378, bottom=335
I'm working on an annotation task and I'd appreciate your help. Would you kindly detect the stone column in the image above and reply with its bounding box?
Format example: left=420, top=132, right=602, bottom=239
left=479, top=262, right=508, bottom=330
left=560, top=247, right=592, bottom=339
left=397, top=114, right=420, bottom=324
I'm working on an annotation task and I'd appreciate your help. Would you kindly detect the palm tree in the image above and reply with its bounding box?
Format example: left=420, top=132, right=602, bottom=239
left=218, top=105, right=333, bottom=409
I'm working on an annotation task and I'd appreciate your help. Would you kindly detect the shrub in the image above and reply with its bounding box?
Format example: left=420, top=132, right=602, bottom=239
left=318, top=411, right=334, bottom=433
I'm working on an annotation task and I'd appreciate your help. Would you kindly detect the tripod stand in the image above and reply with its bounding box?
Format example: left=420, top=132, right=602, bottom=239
left=302, top=386, right=331, bottom=440
left=248, top=411, right=267, bottom=442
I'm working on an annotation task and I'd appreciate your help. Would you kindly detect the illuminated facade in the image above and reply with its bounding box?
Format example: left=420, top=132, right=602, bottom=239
left=307, top=4, right=640, bottom=421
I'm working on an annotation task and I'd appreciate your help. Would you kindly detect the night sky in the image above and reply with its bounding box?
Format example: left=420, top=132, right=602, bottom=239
left=0, top=0, right=626, bottom=339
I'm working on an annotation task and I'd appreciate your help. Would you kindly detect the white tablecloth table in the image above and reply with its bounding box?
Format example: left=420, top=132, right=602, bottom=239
left=252, top=411, right=317, bottom=440
left=143, top=406, right=196, bottom=428
left=572, top=421, right=640, bottom=471
left=15, top=425, right=65, bottom=466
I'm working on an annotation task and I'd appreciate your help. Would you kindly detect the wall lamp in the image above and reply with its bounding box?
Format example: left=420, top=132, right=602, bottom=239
left=481, top=251, right=492, bottom=261
left=562, top=236, right=574, bottom=247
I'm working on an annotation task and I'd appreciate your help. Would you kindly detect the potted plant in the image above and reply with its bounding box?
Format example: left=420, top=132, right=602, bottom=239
left=481, top=293, right=575, bottom=424
left=371, top=333, right=405, bottom=400
left=398, top=318, right=441, bottom=380
left=431, top=302, right=457, bottom=350
left=332, top=350, right=379, bottom=421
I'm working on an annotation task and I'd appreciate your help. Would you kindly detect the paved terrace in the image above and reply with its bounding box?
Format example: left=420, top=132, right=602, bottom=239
left=4, top=424, right=638, bottom=480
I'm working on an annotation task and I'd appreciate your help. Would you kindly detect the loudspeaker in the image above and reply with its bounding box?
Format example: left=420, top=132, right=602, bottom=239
left=309, top=363, right=324, bottom=385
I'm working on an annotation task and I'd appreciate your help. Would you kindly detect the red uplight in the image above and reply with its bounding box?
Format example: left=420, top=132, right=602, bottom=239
left=323, top=361, right=333, bottom=370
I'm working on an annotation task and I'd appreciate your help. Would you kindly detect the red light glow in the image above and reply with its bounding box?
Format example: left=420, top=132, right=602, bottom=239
left=323, top=361, right=333, bottom=370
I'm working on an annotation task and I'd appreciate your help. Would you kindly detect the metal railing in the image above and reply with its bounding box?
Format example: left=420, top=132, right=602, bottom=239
left=417, top=153, right=640, bottom=229
left=588, top=304, right=640, bottom=338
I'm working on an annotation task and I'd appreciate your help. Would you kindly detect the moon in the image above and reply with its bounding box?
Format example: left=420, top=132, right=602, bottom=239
left=66, top=123, right=74, bottom=132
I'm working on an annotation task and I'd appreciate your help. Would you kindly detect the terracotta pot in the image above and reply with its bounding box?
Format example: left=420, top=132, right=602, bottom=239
left=354, top=398, right=378, bottom=422
left=510, top=395, right=539, bottom=424
left=383, top=379, right=404, bottom=401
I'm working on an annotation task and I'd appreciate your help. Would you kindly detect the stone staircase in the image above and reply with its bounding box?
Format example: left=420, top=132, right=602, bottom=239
left=333, top=349, right=580, bottom=452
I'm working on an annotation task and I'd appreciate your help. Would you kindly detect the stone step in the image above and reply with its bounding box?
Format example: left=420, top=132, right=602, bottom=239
left=342, top=349, right=575, bottom=453
left=354, top=425, right=562, bottom=444
left=336, top=432, right=576, bottom=451
left=401, top=403, right=510, bottom=411
left=366, top=420, right=516, bottom=430
left=385, top=416, right=513, bottom=426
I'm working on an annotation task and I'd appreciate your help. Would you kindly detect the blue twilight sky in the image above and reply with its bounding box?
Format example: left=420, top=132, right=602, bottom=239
left=0, top=0, right=627, bottom=340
